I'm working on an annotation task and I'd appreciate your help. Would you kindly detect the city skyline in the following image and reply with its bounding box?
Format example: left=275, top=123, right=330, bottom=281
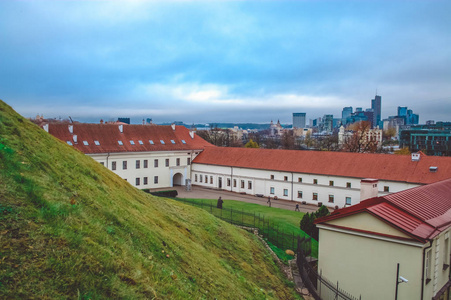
left=1, top=1, right=451, bottom=124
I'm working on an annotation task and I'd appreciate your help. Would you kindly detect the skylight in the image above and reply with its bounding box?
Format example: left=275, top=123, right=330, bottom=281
left=149, top=140, right=154, bottom=145
left=160, top=140, right=165, bottom=144
left=138, top=140, right=143, bottom=145
left=94, top=141, right=100, bottom=146
left=83, top=141, right=89, bottom=146
left=181, top=140, right=186, bottom=144
left=67, top=141, right=73, bottom=146
left=118, top=140, right=123, bottom=145
left=130, top=140, right=135, bottom=145
left=170, top=140, right=175, bottom=144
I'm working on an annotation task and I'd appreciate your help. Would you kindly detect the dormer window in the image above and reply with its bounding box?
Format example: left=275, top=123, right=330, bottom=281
left=118, top=141, right=123, bottom=145
left=181, top=140, right=186, bottom=144
left=83, top=141, right=89, bottom=146
left=160, top=140, right=165, bottom=144
left=94, top=141, right=100, bottom=146
left=149, top=140, right=154, bottom=145
left=171, top=140, right=175, bottom=144
left=130, top=140, right=135, bottom=145
left=67, top=141, right=73, bottom=146
left=138, top=140, right=143, bottom=145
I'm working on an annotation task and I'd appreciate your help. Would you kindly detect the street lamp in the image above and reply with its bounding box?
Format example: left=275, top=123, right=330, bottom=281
left=395, top=263, right=408, bottom=300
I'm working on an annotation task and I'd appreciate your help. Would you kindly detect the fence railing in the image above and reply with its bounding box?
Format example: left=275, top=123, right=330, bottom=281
left=174, top=198, right=311, bottom=253
left=296, top=237, right=361, bottom=300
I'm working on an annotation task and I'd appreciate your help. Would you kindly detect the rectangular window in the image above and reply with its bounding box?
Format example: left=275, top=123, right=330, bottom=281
left=195, top=174, right=198, bottom=182
left=283, top=189, right=288, bottom=196
left=154, top=159, right=158, bottom=168
left=329, top=180, right=334, bottom=186
left=241, top=180, right=245, bottom=188
left=233, top=179, right=237, bottom=187
left=270, top=187, right=275, bottom=194
left=136, top=160, right=140, bottom=169
left=426, top=249, right=432, bottom=283
left=298, top=191, right=303, bottom=199
left=154, top=176, right=159, bottom=184
left=346, top=182, right=351, bottom=188
left=284, top=176, right=288, bottom=181
left=176, top=158, right=180, bottom=166
left=123, top=161, right=127, bottom=170
left=270, top=175, right=274, bottom=180
left=143, top=177, right=148, bottom=185
left=200, top=175, right=203, bottom=183
left=187, top=157, right=191, bottom=165
left=313, top=193, right=318, bottom=200
left=248, top=181, right=252, bottom=189
left=329, top=195, right=334, bottom=203
left=143, top=160, right=148, bottom=168
left=384, top=186, right=389, bottom=192
left=112, top=161, right=116, bottom=170
left=313, top=179, right=318, bottom=184
left=135, top=178, right=140, bottom=186
left=444, top=233, right=450, bottom=270
left=210, top=176, right=213, bottom=184
left=165, top=159, right=169, bottom=167
left=227, top=178, right=231, bottom=186
left=298, top=177, right=302, bottom=182
left=346, top=197, right=352, bottom=205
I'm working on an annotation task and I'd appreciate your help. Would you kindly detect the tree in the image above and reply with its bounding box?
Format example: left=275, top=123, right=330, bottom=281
left=300, top=205, right=330, bottom=240
left=281, top=131, right=295, bottom=149
left=342, top=121, right=379, bottom=153
left=383, top=127, right=397, bottom=141
left=244, top=139, right=259, bottom=148
left=394, top=147, right=411, bottom=155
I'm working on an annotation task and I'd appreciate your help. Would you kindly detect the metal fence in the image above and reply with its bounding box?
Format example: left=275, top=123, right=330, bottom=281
left=296, top=237, right=361, bottom=300
left=175, top=198, right=310, bottom=253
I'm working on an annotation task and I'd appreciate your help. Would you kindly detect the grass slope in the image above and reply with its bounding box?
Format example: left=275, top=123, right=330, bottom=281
left=0, top=100, right=299, bottom=299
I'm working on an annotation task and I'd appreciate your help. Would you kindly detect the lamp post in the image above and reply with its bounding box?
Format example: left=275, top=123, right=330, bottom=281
left=395, top=263, right=408, bottom=300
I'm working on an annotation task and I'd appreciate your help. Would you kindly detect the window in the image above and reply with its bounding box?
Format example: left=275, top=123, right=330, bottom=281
left=136, top=160, right=140, bottom=169
left=233, top=179, right=237, bottom=187
left=200, top=175, right=203, bottom=183
left=313, top=193, right=318, bottom=200
left=241, top=180, right=245, bottom=188
left=154, top=159, right=158, bottom=168
left=346, top=182, right=351, bottom=188
left=284, top=176, right=288, bottom=181
left=270, top=175, right=275, bottom=180
left=83, top=141, right=89, bottom=146
left=444, top=232, right=450, bottom=270
left=298, top=177, right=302, bottom=183
left=181, top=140, right=186, bottom=144
left=384, top=186, right=389, bottom=192
left=123, top=161, right=127, bottom=170
left=160, top=140, right=165, bottom=144
left=248, top=181, right=252, bottom=189
left=195, top=174, right=198, bottom=182
left=176, top=158, right=180, bottom=166
left=135, top=178, right=140, bottom=186
left=138, top=140, right=143, bottom=145
left=154, top=176, right=159, bottom=184
left=165, top=159, right=169, bottom=167
left=118, top=140, right=123, bottom=145
left=149, top=140, right=154, bottom=145
left=210, top=176, right=213, bottom=184
left=329, top=195, right=334, bottom=203
left=313, top=179, right=318, bottom=184
left=426, top=249, right=432, bottom=283
left=112, top=161, right=117, bottom=170
left=143, top=177, right=148, bottom=185
left=94, top=141, right=100, bottom=146
left=66, top=141, right=73, bottom=146
left=187, top=158, right=191, bottom=165
left=170, top=139, right=175, bottom=144
left=130, top=140, right=135, bottom=145
left=143, top=160, right=148, bottom=168
left=270, top=187, right=275, bottom=194
left=329, top=181, right=334, bottom=186
left=346, top=197, right=352, bottom=205
left=298, top=191, right=303, bottom=199
left=227, top=178, right=231, bottom=187
left=283, top=189, right=288, bottom=196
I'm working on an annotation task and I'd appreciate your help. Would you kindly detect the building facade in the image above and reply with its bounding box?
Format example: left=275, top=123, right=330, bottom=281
left=293, top=113, right=306, bottom=129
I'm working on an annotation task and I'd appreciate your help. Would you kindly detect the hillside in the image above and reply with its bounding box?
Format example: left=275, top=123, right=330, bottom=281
left=0, top=100, right=299, bottom=299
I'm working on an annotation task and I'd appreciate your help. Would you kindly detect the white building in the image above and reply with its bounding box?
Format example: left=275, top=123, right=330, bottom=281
left=44, top=123, right=211, bottom=189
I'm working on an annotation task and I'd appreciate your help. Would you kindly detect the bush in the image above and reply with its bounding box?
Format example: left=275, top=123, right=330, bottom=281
left=142, top=189, right=178, bottom=198
left=300, top=205, right=330, bottom=240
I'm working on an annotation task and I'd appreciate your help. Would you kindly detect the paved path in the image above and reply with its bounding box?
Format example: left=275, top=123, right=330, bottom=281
left=151, top=185, right=322, bottom=214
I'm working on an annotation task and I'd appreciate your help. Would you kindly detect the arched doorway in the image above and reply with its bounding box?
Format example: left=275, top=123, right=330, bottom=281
left=173, top=173, right=184, bottom=186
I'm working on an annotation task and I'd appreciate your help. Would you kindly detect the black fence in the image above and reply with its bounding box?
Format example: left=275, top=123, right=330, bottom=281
left=175, top=198, right=311, bottom=253
left=296, top=237, right=361, bottom=300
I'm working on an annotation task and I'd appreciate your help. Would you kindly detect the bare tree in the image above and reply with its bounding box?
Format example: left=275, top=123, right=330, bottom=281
left=342, top=121, right=379, bottom=153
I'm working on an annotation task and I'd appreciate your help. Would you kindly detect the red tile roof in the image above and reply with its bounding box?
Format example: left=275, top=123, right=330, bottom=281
left=316, top=178, right=451, bottom=242
left=193, top=146, right=451, bottom=185
left=47, top=123, right=212, bottom=154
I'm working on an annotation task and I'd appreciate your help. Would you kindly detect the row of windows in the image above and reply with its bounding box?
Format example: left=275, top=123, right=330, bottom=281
left=68, top=139, right=188, bottom=146
left=110, top=158, right=189, bottom=170
left=270, top=187, right=352, bottom=204
left=194, top=175, right=253, bottom=189
left=135, top=176, right=159, bottom=186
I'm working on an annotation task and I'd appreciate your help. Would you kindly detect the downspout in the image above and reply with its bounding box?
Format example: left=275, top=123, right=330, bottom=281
left=421, top=240, right=433, bottom=300
left=106, top=152, right=110, bottom=169
left=230, top=167, right=233, bottom=192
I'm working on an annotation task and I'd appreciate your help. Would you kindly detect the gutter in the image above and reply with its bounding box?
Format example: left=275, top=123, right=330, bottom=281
left=421, top=240, right=433, bottom=300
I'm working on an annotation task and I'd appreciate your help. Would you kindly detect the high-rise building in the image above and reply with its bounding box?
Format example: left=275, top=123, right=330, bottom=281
left=397, top=106, right=407, bottom=117
left=342, top=107, right=353, bottom=125
left=371, top=95, right=382, bottom=128
left=293, top=113, right=306, bottom=128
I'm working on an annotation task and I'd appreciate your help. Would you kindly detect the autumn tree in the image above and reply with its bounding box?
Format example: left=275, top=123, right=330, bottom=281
left=341, top=121, right=379, bottom=153
left=245, top=139, right=259, bottom=148
left=281, top=131, right=295, bottom=150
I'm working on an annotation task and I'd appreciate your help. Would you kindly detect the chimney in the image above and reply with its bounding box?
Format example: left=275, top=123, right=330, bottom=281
left=43, top=124, right=49, bottom=133
left=360, top=178, right=379, bottom=201
left=411, top=152, right=420, bottom=161
left=119, top=125, right=123, bottom=133
left=189, top=131, right=195, bottom=139
left=68, top=125, right=73, bottom=134
left=100, top=119, right=104, bottom=124
left=171, top=123, right=176, bottom=131
left=73, top=135, right=78, bottom=144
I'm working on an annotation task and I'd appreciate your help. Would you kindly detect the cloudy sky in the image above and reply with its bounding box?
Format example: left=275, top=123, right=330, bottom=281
left=1, top=1, right=450, bottom=124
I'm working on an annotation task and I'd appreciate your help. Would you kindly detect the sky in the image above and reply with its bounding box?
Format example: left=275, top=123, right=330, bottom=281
left=1, top=0, right=451, bottom=124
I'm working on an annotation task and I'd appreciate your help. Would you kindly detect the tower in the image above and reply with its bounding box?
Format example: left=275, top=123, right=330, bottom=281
left=371, top=95, right=381, bottom=128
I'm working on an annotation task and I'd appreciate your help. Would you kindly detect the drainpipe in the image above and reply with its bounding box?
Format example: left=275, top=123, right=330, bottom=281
left=230, top=167, right=233, bottom=192
left=106, top=152, right=110, bottom=169
left=421, top=240, right=433, bottom=300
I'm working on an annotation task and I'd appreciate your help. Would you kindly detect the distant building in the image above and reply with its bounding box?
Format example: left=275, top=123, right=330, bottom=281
left=320, top=114, right=334, bottom=133
left=398, top=106, right=407, bottom=117
left=338, top=125, right=382, bottom=150
left=292, top=113, right=306, bottom=128
left=371, top=94, right=382, bottom=127
left=400, top=122, right=451, bottom=156
left=118, top=117, right=131, bottom=124
left=341, top=107, right=353, bottom=125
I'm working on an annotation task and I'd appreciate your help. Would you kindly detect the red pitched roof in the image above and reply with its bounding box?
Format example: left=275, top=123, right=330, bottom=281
left=193, top=146, right=451, bottom=185
left=316, top=178, right=451, bottom=242
left=47, top=124, right=212, bottom=154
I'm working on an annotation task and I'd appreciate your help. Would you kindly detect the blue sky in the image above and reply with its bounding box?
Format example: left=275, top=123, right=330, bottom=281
left=1, top=1, right=450, bottom=124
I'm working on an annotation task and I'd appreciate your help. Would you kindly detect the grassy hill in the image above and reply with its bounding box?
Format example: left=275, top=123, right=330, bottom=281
left=0, top=100, right=299, bottom=299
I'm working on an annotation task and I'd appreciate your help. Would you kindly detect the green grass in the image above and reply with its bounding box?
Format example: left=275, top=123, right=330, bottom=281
left=173, top=198, right=319, bottom=257
left=0, top=100, right=301, bottom=299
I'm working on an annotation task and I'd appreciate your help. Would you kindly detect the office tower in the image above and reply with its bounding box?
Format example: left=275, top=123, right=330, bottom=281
left=342, top=107, right=353, bottom=125
left=397, top=106, right=407, bottom=117
left=371, top=95, right=382, bottom=127
left=293, top=113, right=306, bottom=128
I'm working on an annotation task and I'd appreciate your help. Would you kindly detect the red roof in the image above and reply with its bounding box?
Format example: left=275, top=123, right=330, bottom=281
left=47, top=123, right=212, bottom=154
left=316, top=178, right=451, bottom=242
left=193, top=146, right=451, bottom=185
